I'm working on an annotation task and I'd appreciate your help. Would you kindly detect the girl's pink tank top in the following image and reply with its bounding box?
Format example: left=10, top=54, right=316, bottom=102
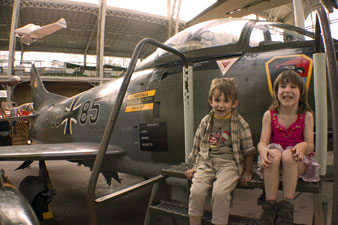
left=270, top=109, right=305, bottom=149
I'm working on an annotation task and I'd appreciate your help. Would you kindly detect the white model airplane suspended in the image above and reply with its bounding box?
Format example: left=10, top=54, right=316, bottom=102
left=15, top=18, right=67, bottom=45
left=0, top=75, right=20, bottom=86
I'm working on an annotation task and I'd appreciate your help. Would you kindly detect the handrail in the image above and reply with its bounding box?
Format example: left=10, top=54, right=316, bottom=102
left=5, top=109, right=30, bottom=144
left=87, top=38, right=189, bottom=225
left=16, top=110, right=29, bottom=142
left=316, top=5, right=338, bottom=225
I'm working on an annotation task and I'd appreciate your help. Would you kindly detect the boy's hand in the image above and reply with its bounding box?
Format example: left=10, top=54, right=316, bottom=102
left=240, top=170, right=252, bottom=184
left=185, top=168, right=196, bottom=180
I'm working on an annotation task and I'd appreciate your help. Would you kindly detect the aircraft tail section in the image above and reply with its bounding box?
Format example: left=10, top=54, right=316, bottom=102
left=30, top=65, right=67, bottom=110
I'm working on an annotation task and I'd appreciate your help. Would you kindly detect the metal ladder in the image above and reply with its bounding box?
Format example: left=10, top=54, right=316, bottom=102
left=86, top=38, right=191, bottom=225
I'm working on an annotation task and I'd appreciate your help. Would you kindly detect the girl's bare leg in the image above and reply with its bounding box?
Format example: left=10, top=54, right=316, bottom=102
left=264, top=149, right=282, bottom=200
left=281, top=150, right=303, bottom=199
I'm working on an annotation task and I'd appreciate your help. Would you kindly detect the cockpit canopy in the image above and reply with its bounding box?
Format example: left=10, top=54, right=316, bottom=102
left=160, top=19, right=246, bottom=54
left=136, top=18, right=314, bottom=70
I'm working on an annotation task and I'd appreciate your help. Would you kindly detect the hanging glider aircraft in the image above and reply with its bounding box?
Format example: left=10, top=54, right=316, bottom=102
left=15, top=18, right=67, bottom=45
left=0, top=17, right=335, bottom=220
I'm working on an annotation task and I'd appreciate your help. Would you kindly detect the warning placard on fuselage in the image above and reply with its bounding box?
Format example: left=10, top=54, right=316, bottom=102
left=139, top=122, right=168, bottom=152
left=125, top=90, right=156, bottom=112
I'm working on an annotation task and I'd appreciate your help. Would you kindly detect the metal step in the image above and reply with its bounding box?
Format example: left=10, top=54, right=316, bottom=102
left=12, top=136, right=25, bottom=140
left=162, top=163, right=320, bottom=193
left=12, top=136, right=27, bottom=145
left=11, top=123, right=29, bottom=145
left=12, top=142, right=27, bottom=146
left=149, top=201, right=259, bottom=225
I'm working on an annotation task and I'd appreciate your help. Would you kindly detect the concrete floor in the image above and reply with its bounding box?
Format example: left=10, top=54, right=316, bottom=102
left=1, top=161, right=333, bottom=225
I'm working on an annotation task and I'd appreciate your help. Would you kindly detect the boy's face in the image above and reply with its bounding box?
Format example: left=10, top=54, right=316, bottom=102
left=209, top=91, right=238, bottom=118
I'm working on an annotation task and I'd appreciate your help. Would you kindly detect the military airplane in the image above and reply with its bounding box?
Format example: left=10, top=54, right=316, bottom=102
left=0, top=17, right=335, bottom=220
left=15, top=18, right=67, bottom=45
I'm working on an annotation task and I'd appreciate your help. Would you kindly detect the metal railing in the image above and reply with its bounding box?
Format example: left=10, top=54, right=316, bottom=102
left=316, top=5, right=338, bottom=225
left=15, top=110, right=30, bottom=144
left=87, top=38, right=188, bottom=225
left=0, top=108, right=30, bottom=145
left=0, top=66, right=124, bottom=78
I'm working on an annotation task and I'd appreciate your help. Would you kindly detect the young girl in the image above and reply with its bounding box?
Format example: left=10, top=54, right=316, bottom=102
left=185, top=78, right=256, bottom=225
left=257, top=70, right=320, bottom=225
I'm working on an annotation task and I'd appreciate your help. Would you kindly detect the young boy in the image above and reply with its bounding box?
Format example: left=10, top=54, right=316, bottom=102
left=185, top=78, right=256, bottom=225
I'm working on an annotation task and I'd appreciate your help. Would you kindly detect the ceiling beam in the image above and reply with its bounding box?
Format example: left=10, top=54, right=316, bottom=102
left=187, top=0, right=293, bottom=26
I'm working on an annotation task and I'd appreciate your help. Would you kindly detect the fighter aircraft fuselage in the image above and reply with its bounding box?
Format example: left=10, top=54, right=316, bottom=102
left=28, top=17, right=331, bottom=179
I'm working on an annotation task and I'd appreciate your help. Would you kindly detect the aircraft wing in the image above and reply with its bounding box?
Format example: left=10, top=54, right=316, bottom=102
left=0, top=142, right=124, bottom=161
left=15, top=24, right=39, bottom=35
left=30, top=18, right=67, bottom=39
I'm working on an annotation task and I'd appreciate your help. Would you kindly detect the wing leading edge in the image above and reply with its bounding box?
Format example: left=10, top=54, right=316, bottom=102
left=0, top=142, right=124, bottom=161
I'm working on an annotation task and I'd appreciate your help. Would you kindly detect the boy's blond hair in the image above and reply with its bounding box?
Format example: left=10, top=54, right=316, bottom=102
left=208, top=78, right=238, bottom=102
